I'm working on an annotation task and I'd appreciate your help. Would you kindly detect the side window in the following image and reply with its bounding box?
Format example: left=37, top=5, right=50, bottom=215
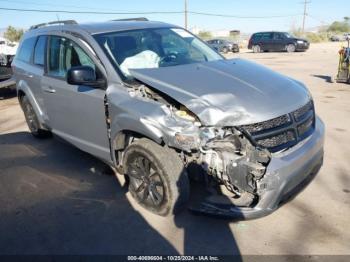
left=48, top=36, right=96, bottom=78
left=273, top=33, right=283, bottom=40
left=17, top=37, right=37, bottom=63
left=252, top=33, right=262, bottom=41
left=261, top=33, right=272, bottom=40
left=33, top=36, right=47, bottom=66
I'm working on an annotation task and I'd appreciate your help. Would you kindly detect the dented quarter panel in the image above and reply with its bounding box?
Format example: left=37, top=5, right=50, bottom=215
left=130, top=58, right=311, bottom=126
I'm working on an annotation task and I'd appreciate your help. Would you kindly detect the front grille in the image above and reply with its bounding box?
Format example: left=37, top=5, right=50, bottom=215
left=241, top=114, right=291, bottom=134
left=293, top=101, right=313, bottom=121
left=257, top=131, right=296, bottom=148
left=240, top=101, right=315, bottom=152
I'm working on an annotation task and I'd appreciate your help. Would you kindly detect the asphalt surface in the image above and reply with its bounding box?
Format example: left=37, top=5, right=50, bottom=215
left=0, top=42, right=350, bottom=255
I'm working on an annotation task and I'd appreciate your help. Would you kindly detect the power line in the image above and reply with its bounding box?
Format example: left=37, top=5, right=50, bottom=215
left=0, top=7, right=184, bottom=15
left=189, top=11, right=302, bottom=19
left=0, top=0, right=135, bottom=12
left=0, top=6, right=302, bottom=19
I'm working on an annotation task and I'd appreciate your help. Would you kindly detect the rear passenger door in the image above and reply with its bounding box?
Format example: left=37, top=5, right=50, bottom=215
left=41, top=35, right=111, bottom=162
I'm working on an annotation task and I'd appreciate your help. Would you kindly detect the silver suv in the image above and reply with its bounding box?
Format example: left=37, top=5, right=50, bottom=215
left=13, top=19, right=325, bottom=218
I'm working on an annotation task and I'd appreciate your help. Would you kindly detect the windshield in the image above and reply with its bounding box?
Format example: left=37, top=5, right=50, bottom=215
left=284, top=32, right=294, bottom=38
left=94, top=27, right=223, bottom=78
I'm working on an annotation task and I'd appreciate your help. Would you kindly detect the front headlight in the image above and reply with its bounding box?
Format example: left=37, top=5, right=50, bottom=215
left=175, top=106, right=201, bottom=126
left=297, top=40, right=304, bottom=44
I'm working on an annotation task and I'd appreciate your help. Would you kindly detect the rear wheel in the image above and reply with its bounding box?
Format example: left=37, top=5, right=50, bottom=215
left=286, top=44, right=296, bottom=53
left=252, top=45, right=261, bottom=53
left=20, top=96, right=51, bottom=138
left=123, top=138, right=190, bottom=216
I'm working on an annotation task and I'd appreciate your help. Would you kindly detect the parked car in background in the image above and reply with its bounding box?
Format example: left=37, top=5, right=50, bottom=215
left=330, top=35, right=341, bottom=42
left=207, top=39, right=239, bottom=53
left=248, top=32, right=310, bottom=53
left=0, top=37, right=17, bottom=88
left=13, top=19, right=324, bottom=219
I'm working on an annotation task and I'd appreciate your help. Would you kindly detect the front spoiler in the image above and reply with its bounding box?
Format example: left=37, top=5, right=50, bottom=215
left=189, top=116, right=325, bottom=220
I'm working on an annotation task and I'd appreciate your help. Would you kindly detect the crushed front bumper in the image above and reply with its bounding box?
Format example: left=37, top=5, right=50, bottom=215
left=190, top=116, right=325, bottom=219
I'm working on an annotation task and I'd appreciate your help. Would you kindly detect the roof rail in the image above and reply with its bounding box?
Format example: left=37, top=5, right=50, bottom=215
left=30, top=20, right=78, bottom=30
left=111, top=17, right=149, bottom=22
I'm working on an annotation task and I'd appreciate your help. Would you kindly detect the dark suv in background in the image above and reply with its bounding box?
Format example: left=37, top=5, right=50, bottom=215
left=248, top=32, right=309, bottom=53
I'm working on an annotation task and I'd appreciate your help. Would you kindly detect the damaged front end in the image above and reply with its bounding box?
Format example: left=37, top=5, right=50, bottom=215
left=123, top=81, right=274, bottom=218
left=119, top=76, right=323, bottom=219
left=184, top=127, right=272, bottom=217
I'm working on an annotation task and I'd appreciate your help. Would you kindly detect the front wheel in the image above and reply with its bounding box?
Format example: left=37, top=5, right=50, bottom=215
left=123, top=138, right=190, bottom=216
left=286, top=44, right=296, bottom=53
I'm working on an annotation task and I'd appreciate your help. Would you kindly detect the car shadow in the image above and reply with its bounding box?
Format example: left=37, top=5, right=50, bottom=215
left=0, top=131, right=242, bottom=257
left=312, top=74, right=333, bottom=83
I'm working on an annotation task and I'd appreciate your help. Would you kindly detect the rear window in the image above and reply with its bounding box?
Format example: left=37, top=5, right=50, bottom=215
left=252, top=33, right=262, bottom=41
left=33, top=36, right=47, bottom=66
left=17, top=37, right=37, bottom=63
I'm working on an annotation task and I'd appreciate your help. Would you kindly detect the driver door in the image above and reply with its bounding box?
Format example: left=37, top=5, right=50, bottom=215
left=41, top=35, right=111, bottom=162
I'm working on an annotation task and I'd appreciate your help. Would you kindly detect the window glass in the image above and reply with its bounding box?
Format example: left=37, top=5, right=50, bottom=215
left=284, top=33, right=294, bottom=38
left=17, top=37, right=37, bottom=63
left=252, top=33, right=262, bottom=41
left=33, top=36, right=47, bottom=66
left=273, top=33, right=284, bottom=40
left=94, top=28, right=222, bottom=78
left=48, top=36, right=96, bottom=78
left=261, top=33, right=272, bottom=40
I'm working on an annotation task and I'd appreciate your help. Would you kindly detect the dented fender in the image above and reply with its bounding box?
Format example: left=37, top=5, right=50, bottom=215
left=106, top=84, right=200, bottom=155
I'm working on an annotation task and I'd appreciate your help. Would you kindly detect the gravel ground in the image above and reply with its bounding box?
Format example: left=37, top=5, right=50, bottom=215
left=0, top=42, right=349, bottom=255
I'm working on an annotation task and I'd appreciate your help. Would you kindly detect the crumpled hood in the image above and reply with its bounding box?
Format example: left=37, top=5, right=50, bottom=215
left=130, top=58, right=311, bottom=126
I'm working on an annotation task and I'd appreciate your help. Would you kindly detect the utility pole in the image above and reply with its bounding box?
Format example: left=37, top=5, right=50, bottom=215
left=302, top=0, right=311, bottom=33
left=184, top=0, right=188, bottom=29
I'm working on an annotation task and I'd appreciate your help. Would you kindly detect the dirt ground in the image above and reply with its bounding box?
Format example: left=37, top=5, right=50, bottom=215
left=0, top=42, right=349, bottom=255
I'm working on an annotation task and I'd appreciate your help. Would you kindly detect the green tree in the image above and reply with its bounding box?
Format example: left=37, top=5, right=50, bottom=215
left=327, top=17, right=350, bottom=32
left=3, top=26, right=24, bottom=42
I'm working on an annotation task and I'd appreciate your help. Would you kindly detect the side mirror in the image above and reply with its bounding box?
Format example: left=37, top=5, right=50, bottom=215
left=67, top=66, right=106, bottom=88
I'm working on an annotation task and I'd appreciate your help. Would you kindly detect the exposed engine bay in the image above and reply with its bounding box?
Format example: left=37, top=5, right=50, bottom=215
left=196, top=127, right=271, bottom=207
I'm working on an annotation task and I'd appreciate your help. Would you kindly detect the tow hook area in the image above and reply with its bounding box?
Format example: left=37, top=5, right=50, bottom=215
left=187, top=127, right=271, bottom=218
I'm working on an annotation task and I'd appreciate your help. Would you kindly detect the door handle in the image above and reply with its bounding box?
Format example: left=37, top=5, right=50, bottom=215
left=43, top=86, right=56, bottom=93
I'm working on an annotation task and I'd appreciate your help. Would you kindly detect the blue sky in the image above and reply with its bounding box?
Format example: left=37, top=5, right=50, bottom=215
left=0, top=0, right=348, bottom=33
